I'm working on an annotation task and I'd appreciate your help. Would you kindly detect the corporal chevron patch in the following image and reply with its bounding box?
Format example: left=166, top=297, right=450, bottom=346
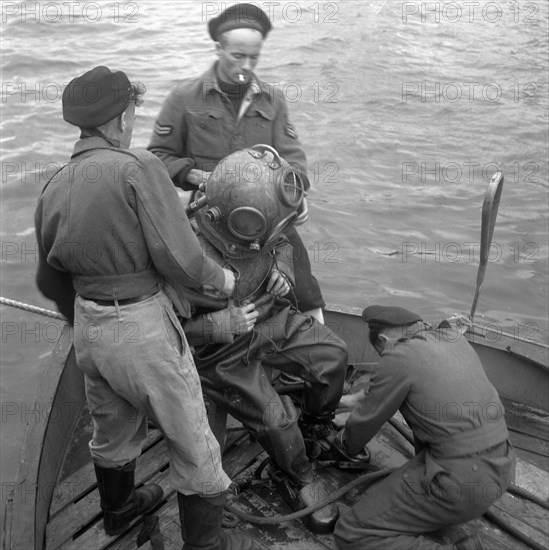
left=154, top=122, right=173, bottom=136
left=285, top=117, right=297, bottom=139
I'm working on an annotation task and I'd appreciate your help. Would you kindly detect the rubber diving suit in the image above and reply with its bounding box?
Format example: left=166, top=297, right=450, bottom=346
left=180, top=145, right=349, bottom=533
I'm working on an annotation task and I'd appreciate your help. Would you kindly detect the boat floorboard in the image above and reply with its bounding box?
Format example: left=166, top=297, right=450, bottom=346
left=46, top=414, right=549, bottom=550
left=502, top=397, right=549, bottom=472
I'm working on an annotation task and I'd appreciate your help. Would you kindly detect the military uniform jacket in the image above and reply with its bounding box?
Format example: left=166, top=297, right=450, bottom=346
left=34, top=136, right=226, bottom=320
left=148, top=63, right=310, bottom=190
left=343, top=328, right=509, bottom=459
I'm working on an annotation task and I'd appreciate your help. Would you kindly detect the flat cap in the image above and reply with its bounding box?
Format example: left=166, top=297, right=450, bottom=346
left=208, top=3, right=272, bottom=41
left=362, top=305, right=422, bottom=327
left=62, top=66, right=131, bottom=128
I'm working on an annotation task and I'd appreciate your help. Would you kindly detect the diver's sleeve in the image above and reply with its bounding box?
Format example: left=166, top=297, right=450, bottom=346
left=181, top=310, right=235, bottom=346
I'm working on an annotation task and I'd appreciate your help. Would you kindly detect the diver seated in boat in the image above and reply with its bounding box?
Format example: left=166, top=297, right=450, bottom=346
left=175, top=145, right=359, bottom=534
left=332, top=305, right=516, bottom=550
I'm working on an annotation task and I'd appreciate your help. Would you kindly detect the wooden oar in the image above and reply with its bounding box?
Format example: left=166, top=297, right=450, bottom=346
left=470, top=171, right=504, bottom=322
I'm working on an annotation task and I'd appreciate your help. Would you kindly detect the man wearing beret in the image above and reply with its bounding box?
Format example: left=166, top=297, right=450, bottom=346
left=35, top=66, right=256, bottom=549
left=148, top=2, right=326, bottom=323
left=332, top=306, right=515, bottom=550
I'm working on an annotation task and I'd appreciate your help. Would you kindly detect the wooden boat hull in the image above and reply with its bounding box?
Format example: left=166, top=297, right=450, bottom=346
left=3, top=305, right=548, bottom=549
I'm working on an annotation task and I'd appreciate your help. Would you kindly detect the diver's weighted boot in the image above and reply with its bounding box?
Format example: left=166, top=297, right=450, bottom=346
left=178, top=492, right=256, bottom=550
left=277, top=475, right=339, bottom=534
left=298, top=413, right=334, bottom=460
left=298, top=478, right=339, bottom=534
left=94, top=460, right=164, bottom=536
left=299, top=417, right=371, bottom=469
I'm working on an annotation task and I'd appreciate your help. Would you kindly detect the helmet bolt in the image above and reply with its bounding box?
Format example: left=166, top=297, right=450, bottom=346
left=206, top=207, right=222, bottom=222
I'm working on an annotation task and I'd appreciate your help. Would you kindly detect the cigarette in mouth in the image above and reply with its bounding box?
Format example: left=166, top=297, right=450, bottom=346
left=238, top=74, right=245, bottom=82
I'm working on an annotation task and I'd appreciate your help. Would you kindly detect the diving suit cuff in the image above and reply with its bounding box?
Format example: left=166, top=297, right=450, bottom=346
left=205, top=311, right=235, bottom=344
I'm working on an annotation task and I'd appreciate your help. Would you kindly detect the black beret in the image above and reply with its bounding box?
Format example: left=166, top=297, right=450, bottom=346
left=362, top=305, right=422, bottom=327
left=62, top=66, right=131, bottom=128
left=208, top=3, right=272, bottom=41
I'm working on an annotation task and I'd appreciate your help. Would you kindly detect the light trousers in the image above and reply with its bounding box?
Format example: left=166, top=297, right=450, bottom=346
left=74, top=291, right=230, bottom=496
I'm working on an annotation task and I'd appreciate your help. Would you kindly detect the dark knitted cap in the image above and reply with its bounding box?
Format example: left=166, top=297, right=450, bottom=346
left=208, top=3, right=272, bottom=41
left=62, top=66, right=131, bottom=128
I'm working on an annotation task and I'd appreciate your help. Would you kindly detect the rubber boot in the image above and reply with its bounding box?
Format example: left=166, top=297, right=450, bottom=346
left=178, top=492, right=256, bottom=550
left=94, top=460, right=164, bottom=536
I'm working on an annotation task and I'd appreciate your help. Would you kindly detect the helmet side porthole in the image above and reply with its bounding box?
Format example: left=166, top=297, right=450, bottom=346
left=278, top=170, right=304, bottom=208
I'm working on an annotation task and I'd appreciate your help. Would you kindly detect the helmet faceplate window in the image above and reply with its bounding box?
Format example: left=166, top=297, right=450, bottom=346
left=227, top=207, right=267, bottom=241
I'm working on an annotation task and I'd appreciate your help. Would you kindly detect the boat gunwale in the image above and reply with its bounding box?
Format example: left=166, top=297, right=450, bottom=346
left=326, top=303, right=549, bottom=372
left=2, top=324, right=82, bottom=550
left=2, top=304, right=548, bottom=550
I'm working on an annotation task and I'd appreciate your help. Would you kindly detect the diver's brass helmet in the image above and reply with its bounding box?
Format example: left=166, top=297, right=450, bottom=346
left=193, top=144, right=305, bottom=255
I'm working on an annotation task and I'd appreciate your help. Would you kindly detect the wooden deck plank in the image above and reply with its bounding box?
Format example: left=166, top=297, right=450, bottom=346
left=223, top=438, right=266, bottom=479
left=441, top=517, right=534, bottom=550
left=506, top=419, right=549, bottom=446
left=488, top=503, right=549, bottom=550
left=109, top=496, right=181, bottom=550
left=52, top=433, right=549, bottom=550
left=58, top=469, right=173, bottom=550
left=494, top=493, right=549, bottom=539
left=502, top=398, right=549, bottom=442
left=46, top=388, right=549, bottom=550
left=110, top=490, right=273, bottom=550
left=50, top=429, right=164, bottom=516
left=515, top=457, right=549, bottom=502
left=225, top=456, right=338, bottom=550
left=228, top=489, right=335, bottom=549
left=47, top=438, right=169, bottom=549
left=54, top=432, right=267, bottom=550
left=510, top=446, right=548, bottom=473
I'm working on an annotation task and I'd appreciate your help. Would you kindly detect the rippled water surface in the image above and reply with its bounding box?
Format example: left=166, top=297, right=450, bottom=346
left=1, top=0, right=548, bottom=518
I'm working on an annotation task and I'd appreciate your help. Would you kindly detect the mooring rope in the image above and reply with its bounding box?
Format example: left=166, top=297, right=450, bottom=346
left=0, top=296, right=66, bottom=321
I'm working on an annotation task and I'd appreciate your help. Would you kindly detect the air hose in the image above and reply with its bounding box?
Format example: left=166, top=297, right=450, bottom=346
left=227, top=417, right=547, bottom=550
left=224, top=468, right=391, bottom=525
left=4, top=297, right=546, bottom=548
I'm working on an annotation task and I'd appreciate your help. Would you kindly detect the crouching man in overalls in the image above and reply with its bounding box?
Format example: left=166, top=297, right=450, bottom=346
left=332, top=305, right=516, bottom=550
left=178, top=145, right=352, bottom=534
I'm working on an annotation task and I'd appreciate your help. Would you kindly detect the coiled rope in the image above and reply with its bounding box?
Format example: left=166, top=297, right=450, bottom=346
left=0, top=296, right=67, bottom=321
